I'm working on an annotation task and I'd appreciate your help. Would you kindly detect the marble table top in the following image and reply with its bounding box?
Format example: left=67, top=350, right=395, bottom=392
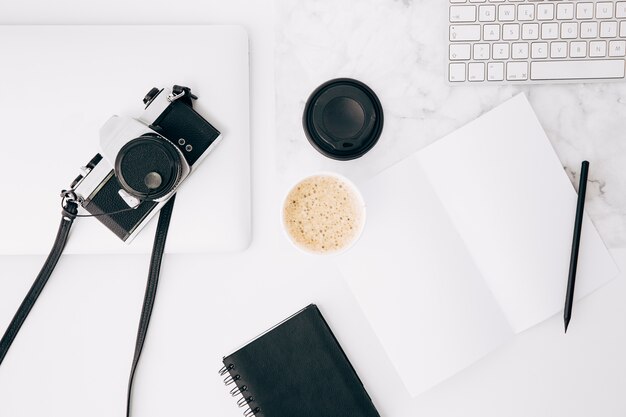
left=275, top=0, right=626, bottom=248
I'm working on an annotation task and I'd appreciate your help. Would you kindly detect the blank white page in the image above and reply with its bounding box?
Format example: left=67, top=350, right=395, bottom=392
left=338, top=158, right=513, bottom=397
left=417, top=94, right=619, bottom=333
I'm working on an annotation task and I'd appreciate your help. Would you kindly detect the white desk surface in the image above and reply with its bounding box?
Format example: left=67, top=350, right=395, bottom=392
left=0, top=1, right=625, bottom=417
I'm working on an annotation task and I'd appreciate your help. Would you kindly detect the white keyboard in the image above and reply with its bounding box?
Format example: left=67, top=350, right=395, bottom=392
left=448, top=0, right=626, bottom=83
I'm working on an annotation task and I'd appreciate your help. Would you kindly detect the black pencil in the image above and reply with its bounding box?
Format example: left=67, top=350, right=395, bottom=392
left=564, top=160, right=589, bottom=334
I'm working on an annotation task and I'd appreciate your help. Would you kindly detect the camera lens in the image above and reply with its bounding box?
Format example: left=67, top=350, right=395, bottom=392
left=115, top=135, right=183, bottom=200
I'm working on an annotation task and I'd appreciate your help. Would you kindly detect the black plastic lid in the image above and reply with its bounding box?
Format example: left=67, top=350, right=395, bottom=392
left=303, top=78, right=383, bottom=161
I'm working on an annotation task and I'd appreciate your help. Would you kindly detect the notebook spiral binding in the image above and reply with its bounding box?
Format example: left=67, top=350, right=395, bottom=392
left=220, top=363, right=261, bottom=417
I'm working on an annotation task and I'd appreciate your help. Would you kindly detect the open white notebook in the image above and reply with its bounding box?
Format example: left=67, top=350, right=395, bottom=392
left=338, top=94, right=619, bottom=397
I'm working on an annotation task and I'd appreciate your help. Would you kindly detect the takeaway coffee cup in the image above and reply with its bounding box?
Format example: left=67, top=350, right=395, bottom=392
left=303, top=78, right=384, bottom=161
left=281, top=173, right=366, bottom=255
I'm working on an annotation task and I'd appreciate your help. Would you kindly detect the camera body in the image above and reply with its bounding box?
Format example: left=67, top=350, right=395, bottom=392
left=71, top=86, right=221, bottom=242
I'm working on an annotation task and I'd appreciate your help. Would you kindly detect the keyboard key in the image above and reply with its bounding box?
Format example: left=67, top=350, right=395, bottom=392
left=450, top=5, right=477, bottom=22
left=492, top=43, right=510, bottom=59
left=499, top=4, right=516, bottom=21
left=532, top=42, right=549, bottom=59
left=600, top=21, right=618, bottom=38
left=507, top=61, right=529, bottom=80
left=576, top=3, right=594, bottom=20
left=561, top=22, right=578, bottom=39
left=450, top=43, right=472, bottom=60
left=542, top=22, right=559, bottom=40
left=570, top=41, right=587, bottom=58
left=551, top=41, right=568, bottom=58
left=557, top=3, right=575, bottom=20
left=487, top=62, right=505, bottom=81
left=483, top=24, right=501, bottom=41
left=590, top=41, right=607, bottom=57
left=450, top=25, right=481, bottom=41
left=473, top=43, right=490, bottom=60
left=522, top=23, right=539, bottom=40
left=468, top=62, right=486, bottom=81
left=609, top=40, right=626, bottom=57
left=503, top=24, right=520, bottom=40
left=449, top=63, right=466, bottom=82
left=537, top=4, right=555, bottom=21
left=512, top=42, right=529, bottom=59
left=518, top=4, right=535, bottom=21
left=479, top=5, right=496, bottom=22
left=596, top=2, right=614, bottom=19
left=531, top=60, right=625, bottom=80
left=580, top=22, right=599, bottom=38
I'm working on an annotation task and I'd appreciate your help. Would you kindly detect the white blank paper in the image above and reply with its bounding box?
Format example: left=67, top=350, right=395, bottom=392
left=417, top=94, right=619, bottom=333
left=338, top=94, right=619, bottom=397
left=339, top=158, right=513, bottom=396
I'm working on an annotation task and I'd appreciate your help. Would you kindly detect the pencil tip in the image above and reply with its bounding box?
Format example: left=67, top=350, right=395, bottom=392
left=564, top=320, right=569, bottom=334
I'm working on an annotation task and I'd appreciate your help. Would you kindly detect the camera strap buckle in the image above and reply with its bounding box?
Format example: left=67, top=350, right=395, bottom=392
left=60, top=189, right=81, bottom=220
left=60, top=189, right=78, bottom=204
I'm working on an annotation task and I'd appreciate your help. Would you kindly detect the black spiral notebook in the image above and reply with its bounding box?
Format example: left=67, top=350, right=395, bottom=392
left=220, top=304, right=380, bottom=417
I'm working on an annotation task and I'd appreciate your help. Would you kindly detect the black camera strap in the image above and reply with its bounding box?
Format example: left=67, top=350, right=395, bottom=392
left=0, top=201, right=78, bottom=365
left=0, top=195, right=177, bottom=417
left=126, top=194, right=175, bottom=417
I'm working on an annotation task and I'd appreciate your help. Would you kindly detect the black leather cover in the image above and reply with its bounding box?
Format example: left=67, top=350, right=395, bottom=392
left=222, top=305, right=380, bottom=417
left=151, top=100, right=220, bottom=166
left=84, top=171, right=157, bottom=241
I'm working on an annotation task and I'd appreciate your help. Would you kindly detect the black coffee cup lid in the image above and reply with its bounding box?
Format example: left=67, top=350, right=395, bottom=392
left=303, top=78, right=383, bottom=161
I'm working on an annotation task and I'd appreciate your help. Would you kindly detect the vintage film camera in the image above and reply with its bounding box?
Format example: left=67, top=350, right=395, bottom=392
left=68, top=85, right=221, bottom=242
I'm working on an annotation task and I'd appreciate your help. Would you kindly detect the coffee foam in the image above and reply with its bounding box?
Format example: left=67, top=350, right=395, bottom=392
left=283, top=175, right=364, bottom=254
